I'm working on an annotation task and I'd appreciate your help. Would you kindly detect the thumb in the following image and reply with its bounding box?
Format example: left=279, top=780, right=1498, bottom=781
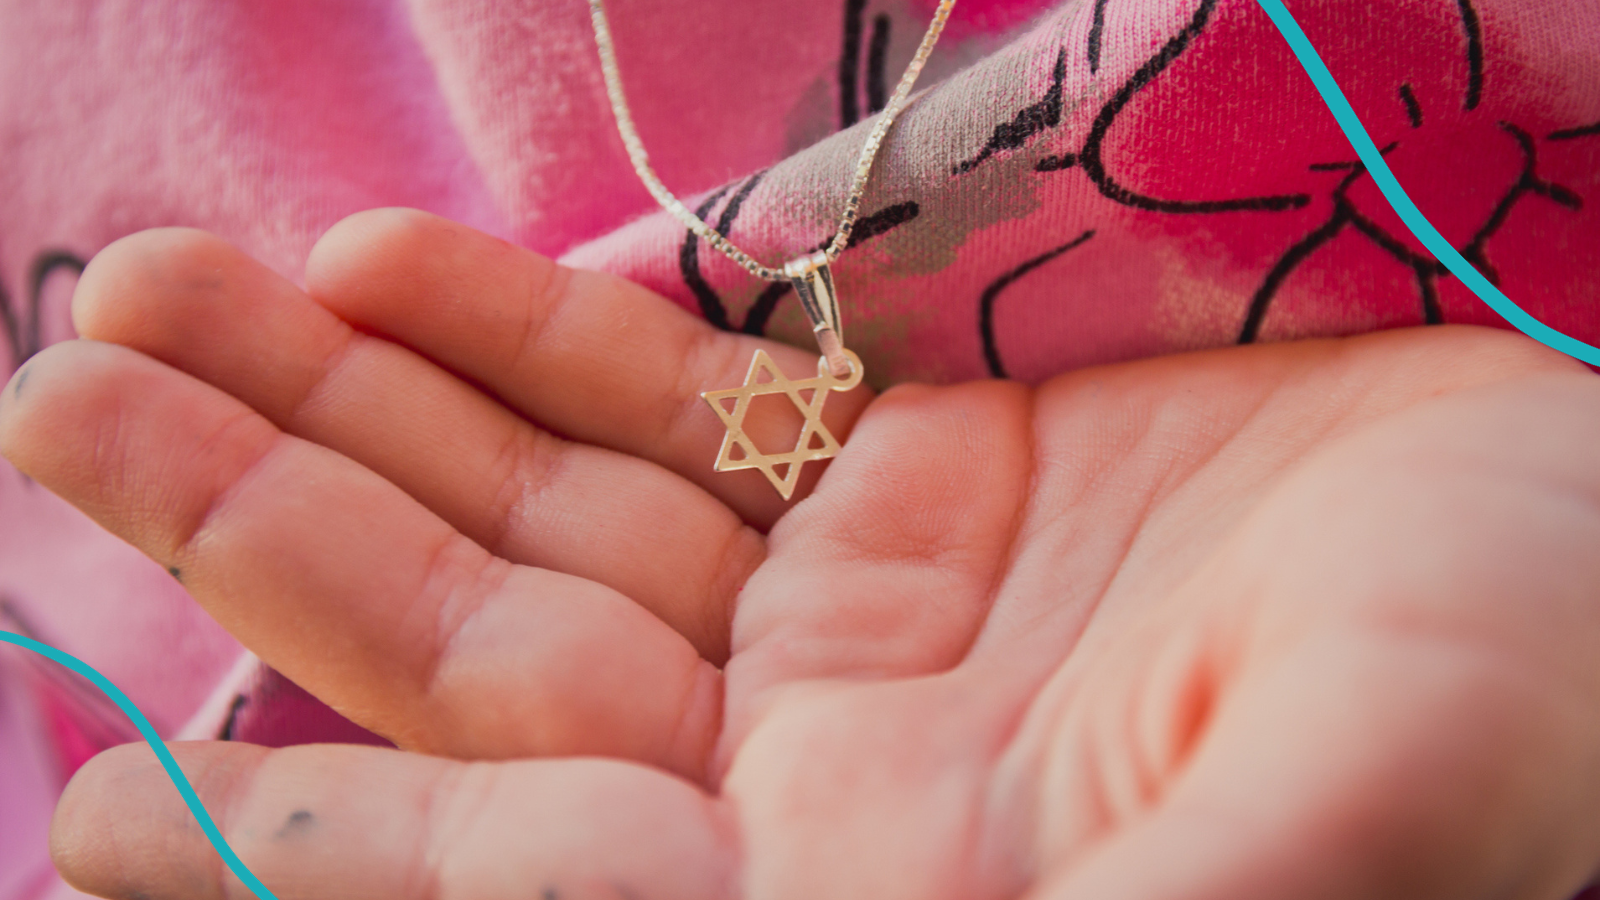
left=1032, top=633, right=1600, bottom=900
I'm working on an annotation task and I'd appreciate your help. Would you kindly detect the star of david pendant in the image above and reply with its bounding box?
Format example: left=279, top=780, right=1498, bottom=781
left=700, top=347, right=864, bottom=500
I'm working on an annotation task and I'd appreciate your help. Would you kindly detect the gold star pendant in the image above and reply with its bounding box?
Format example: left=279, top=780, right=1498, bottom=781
left=701, top=348, right=864, bottom=499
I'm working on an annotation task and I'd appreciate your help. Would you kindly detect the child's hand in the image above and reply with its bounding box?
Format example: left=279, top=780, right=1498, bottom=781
left=5, top=210, right=1600, bottom=900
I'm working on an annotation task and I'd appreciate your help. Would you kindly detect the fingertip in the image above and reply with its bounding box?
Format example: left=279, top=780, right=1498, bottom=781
left=304, top=207, right=426, bottom=293
left=52, top=741, right=269, bottom=900
left=72, top=227, right=244, bottom=344
left=0, top=341, right=111, bottom=477
left=50, top=742, right=148, bottom=859
left=0, top=338, right=283, bottom=566
left=306, top=207, right=547, bottom=325
left=50, top=742, right=175, bottom=899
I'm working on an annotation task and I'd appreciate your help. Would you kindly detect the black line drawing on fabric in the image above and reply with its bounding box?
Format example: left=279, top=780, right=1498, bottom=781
left=979, top=230, right=1096, bottom=377
left=849, top=199, right=921, bottom=243
left=739, top=200, right=920, bottom=336
left=1035, top=152, right=1078, bottom=171
left=1238, top=120, right=1584, bottom=343
left=867, top=13, right=893, bottom=114
left=965, top=0, right=1503, bottom=201
left=684, top=0, right=923, bottom=346
left=1456, top=0, right=1484, bottom=111
left=1458, top=123, right=1583, bottom=285
left=960, top=0, right=1311, bottom=211
left=842, top=0, right=894, bottom=126
left=1076, top=0, right=1310, bottom=213
left=1549, top=120, right=1600, bottom=141
left=1238, top=146, right=1403, bottom=343
left=840, top=0, right=871, bottom=128
left=1231, top=0, right=1587, bottom=341
left=969, top=0, right=1309, bottom=375
left=1087, top=0, right=1111, bottom=73
left=968, top=0, right=1589, bottom=372
left=844, top=0, right=896, bottom=126
left=218, top=693, right=249, bottom=741
left=2, top=250, right=87, bottom=373
left=740, top=281, right=794, bottom=337
left=1398, top=83, right=1423, bottom=128
left=953, top=48, right=1067, bottom=175
left=679, top=182, right=741, bottom=331
left=679, top=172, right=921, bottom=336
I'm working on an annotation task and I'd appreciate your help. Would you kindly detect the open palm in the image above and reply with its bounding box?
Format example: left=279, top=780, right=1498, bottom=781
left=6, top=210, right=1600, bottom=900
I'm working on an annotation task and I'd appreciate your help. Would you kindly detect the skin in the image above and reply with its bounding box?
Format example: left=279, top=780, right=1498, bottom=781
left=3, top=208, right=1600, bottom=900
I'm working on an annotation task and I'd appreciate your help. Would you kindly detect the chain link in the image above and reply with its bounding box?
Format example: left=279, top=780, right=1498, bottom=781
left=587, top=0, right=957, bottom=282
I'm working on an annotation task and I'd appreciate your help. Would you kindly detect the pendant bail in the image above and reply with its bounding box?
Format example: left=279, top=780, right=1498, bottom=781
left=784, top=251, right=851, bottom=378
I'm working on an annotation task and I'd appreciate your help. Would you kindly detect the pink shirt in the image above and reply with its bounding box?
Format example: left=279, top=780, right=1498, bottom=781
left=1, top=1, right=1596, bottom=896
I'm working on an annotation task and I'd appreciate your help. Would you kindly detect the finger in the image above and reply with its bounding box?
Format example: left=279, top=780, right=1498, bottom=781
left=721, top=380, right=1036, bottom=737
left=0, top=342, right=721, bottom=775
left=52, top=741, right=735, bottom=900
left=71, top=227, right=761, bottom=662
left=303, top=207, right=875, bottom=525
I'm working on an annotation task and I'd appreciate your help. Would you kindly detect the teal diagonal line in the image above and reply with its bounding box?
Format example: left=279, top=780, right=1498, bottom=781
left=1253, top=0, right=1600, bottom=366
left=0, top=630, right=280, bottom=900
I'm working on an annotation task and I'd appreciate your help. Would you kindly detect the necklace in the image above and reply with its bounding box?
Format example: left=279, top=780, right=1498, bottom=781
left=588, top=0, right=956, bottom=499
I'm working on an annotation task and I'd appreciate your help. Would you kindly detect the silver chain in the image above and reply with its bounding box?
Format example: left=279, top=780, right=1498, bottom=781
left=587, top=0, right=957, bottom=283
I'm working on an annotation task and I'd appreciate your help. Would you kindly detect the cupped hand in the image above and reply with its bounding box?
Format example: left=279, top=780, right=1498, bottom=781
left=4, top=209, right=1600, bottom=900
